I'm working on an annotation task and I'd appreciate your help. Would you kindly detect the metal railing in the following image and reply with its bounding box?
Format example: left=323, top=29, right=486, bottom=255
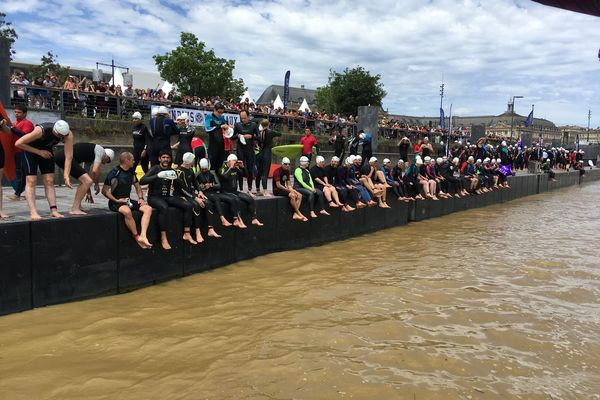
left=9, top=84, right=360, bottom=135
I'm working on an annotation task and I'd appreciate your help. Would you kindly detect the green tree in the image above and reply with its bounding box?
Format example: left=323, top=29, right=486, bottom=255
left=153, top=32, right=245, bottom=99
left=0, top=12, right=18, bottom=60
left=315, top=66, right=387, bottom=116
left=29, top=51, right=72, bottom=83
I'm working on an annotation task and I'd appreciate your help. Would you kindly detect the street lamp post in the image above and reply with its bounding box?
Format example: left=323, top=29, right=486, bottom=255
left=587, top=109, right=591, bottom=142
left=510, top=95, right=524, bottom=141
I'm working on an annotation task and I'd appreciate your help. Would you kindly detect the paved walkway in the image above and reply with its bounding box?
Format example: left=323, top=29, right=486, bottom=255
left=0, top=169, right=565, bottom=224
left=0, top=180, right=276, bottom=223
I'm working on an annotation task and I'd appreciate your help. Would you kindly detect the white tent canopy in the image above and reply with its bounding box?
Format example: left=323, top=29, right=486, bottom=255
left=109, top=67, right=124, bottom=87
left=240, top=90, right=255, bottom=104
left=161, top=81, right=173, bottom=95
left=298, top=98, right=311, bottom=112
left=273, top=94, right=284, bottom=110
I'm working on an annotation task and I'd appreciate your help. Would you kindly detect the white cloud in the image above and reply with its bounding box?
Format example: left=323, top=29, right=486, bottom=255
left=5, top=0, right=600, bottom=125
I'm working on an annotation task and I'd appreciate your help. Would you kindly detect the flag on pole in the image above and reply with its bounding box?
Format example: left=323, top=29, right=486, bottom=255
left=283, top=70, right=290, bottom=111
left=446, top=104, right=452, bottom=156
left=524, top=109, right=534, bottom=127
left=439, top=107, right=445, bottom=129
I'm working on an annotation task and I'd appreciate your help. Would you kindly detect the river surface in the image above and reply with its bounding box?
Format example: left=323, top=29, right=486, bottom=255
left=1, top=183, right=600, bottom=400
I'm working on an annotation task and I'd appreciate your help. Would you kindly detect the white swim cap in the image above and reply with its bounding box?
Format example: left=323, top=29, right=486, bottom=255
left=299, top=156, right=309, bottom=164
left=199, top=158, right=210, bottom=169
left=182, top=152, right=195, bottom=164
left=104, top=148, right=115, bottom=162
left=316, top=155, right=325, bottom=163
left=227, top=154, right=238, bottom=162
left=383, top=158, right=390, bottom=164
left=157, top=170, right=177, bottom=180
left=331, top=156, right=340, bottom=162
left=436, top=157, right=443, bottom=164
left=176, top=113, right=189, bottom=121
left=398, top=159, right=404, bottom=164
left=424, top=156, right=431, bottom=162
left=282, top=157, right=290, bottom=164
left=369, top=157, right=377, bottom=163
left=132, top=111, right=142, bottom=120
left=53, top=120, right=70, bottom=136
left=223, top=127, right=234, bottom=138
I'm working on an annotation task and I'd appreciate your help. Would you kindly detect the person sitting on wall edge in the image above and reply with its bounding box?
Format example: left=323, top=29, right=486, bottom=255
left=174, top=152, right=222, bottom=243
left=218, top=154, right=264, bottom=227
left=272, top=157, right=308, bottom=221
left=102, top=152, right=153, bottom=249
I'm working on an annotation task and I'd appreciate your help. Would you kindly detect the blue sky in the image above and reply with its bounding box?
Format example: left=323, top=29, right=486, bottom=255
left=4, top=0, right=600, bottom=126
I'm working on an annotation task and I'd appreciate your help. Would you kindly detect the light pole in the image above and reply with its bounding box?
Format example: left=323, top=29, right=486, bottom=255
left=587, top=109, right=591, bottom=142
left=510, top=95, right=523, bottom=141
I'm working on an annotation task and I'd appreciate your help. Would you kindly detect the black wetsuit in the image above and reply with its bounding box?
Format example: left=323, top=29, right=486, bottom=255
left=132, top=122, right=150, bottom=172
left=23, top=123, right=62, bottom=175
left=255, top=127, right=282, bottom=192
left=336, top=166, right=360, bottom=203
left=196, top=169, right=232, bottom=217
left=309, top=165, right=327, bottom=190
left=398, top=141, right=410, bottom=160
left=54, top=142, right=100, bottom=179
left=334, top=135, right=346, bottom=159
left=174, top=126, right=195, bottom=165
left=140, top=165, right=192, bottom=231
left=148, top=116, right=178, bottom=167
left=218, top=164, right=257, bottom=218
left=233, top=120, right=259, bottom=191
left=174, top=165, right=216, bottom=229
left=325, top=164, right=348, bottom=203
left=105, top=165, right=138, bottom=212
left=206, top=113, right=227, bottom=172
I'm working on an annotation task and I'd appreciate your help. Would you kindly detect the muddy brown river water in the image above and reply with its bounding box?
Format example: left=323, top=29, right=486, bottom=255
left=1, top=183, right=599, bottom=399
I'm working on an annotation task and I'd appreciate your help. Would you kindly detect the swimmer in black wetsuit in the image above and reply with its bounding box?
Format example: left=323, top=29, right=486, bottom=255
left=101, top=151, right=153, bottom=249
left=172, top=113, right=195, bottom=166
left=140, top=150, right=198, bottom=249
left=174, top=152, right=222, bottom=242
left=196, top=158, right=234, bottom=228
left=218, top=154, right=264, bottom=227
left=54, top=142, right=115, bottom=215
left=10, top=119, right=74, bottom=220
left=131, top=111, right=150, bottom=173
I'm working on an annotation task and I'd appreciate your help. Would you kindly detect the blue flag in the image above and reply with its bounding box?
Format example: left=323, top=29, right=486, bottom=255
left=283, top=70, right=290, bottom=111
left=524, top=110, right=533, bottom=127
left=440, top=107, right=445, bottom=129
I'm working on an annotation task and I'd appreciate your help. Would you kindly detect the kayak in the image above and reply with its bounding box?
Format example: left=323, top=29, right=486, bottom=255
left=272, top=144, right=304, bottom=159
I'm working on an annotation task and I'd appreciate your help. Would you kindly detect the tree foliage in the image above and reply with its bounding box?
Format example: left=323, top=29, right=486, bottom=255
left=153, top=32, right=245, bottom=99
left=315, top=66, right=387, bottom=116
left=0, top=12, right=18, bottom=60
left=29, top=51, right=72, bottom=83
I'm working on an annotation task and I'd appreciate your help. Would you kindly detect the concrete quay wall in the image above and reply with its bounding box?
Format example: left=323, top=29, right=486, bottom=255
left=1, top=170, right=599, bottom=317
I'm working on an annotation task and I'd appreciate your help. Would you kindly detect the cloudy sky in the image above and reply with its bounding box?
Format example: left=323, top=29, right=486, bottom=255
left=4, top=0, right=599, bottom=126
